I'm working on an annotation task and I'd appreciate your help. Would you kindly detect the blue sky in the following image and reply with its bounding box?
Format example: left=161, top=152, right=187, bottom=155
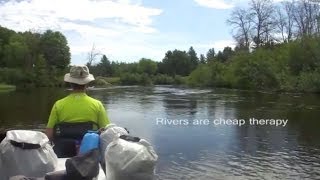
left=0, top=0, right=256, bottom=64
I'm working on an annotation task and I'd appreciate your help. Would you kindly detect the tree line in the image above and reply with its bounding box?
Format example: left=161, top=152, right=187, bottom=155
left=227, top=0, right=320, bottom=50
left=188, top=0, right=320, bottom=92
left=1, top=0, right=320, bottom=92
left=0, top=26, right=70, bottom=87
left=87, top=46, right=236, bottom=86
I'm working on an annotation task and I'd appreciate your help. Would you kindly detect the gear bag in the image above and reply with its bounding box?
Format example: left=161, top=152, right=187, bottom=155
left=104, top=135, right=158, bottom=180
left=0, top=130, right=58, bottom=179
left=99, top=124, right=129, bottom=163
left=65, top=148, right=100, bottom=180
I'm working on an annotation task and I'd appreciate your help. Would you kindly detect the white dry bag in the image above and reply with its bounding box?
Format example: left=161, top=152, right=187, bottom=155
left=0, top=130, right=58, bottom=179
left=99, top=124, right=129, bottom=163
left=104, top=135, right=158, bottom=180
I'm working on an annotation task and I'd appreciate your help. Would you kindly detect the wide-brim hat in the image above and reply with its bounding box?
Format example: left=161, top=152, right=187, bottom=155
left=64, top=65, right=95, bottom=85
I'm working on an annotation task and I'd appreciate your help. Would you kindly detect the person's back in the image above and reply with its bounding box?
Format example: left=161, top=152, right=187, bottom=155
left=45, top=65, right=110, bottom=157
left=47, top=92, right=109, bottom=130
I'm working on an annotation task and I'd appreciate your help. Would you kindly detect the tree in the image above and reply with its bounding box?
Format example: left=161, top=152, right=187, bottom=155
left=0, top=26, right=15, bottom=66
left=40, top=30, right=70, bottom=70
left=292, top=0, right=320, bottom=37
left=3, top=34, right=29, bottom=68
left=249, top=0, right=275, bottom=48
left=282, top=1, right=295, bottom=41
left=206, top=48, right=215, bottom=62
left=23, top=31, right=41, bottom=70
left=200, top=54, right=206, bottom=64
left=33, top=54, right=49, bottom=86
left=138, top=58, right=157, bottom=75
left=216, top=47, right=235, bottom=63
left=227, top=8, right=252, bottom=50
left=187, top=46, right=199, bottom=71
left=161, top=50, right=192, bottom=76
left=96, top=55, right=112, bottom=76
left=87, top=44, right=101, bottom=67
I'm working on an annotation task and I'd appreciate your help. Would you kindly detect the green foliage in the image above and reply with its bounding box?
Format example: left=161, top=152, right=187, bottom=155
left=3, top=34, right=29, bottom=68
left=0, top=83, right=16, bottom=92
left=152, top=74, right=174, bottom=85
left=161, top=49, right=195, bottom=76
left=296, top=71, right=320, bottom=93
left=120, top=73, right=141, bottom=85
left=288, top=37, right=320, bottom=75
left=231, top=50, right=279, bottom=89
left=33, top=54, right=49, bottom=87
left=188, top=64, right=211, bottom=87
left=174, top=75, right=187, bottom=85
left=93, top=77, right=112, bottom=87
left=138, top=58, right=157, bottom=75
left=188, top=46, right=199, bottom=70
left=206, top=48, right=215, bottom=62
left=199, top=54, right=206, bottom=64
left=0, top=27, right=71, bottom=88
left=0, top=68, right=32, bottom=87
left=216, top=47, right=234, bottom=63
left=40, top=30, right=70, bottom=70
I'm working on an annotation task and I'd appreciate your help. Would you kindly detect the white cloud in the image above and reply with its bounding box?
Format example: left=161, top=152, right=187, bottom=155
left=195, top=40, right=236, bottom=51
left=0, top=0, right=163, bottom=63
left=193, top=0, right=290, bottom=9
left=193, top=0, right=235, bottom=9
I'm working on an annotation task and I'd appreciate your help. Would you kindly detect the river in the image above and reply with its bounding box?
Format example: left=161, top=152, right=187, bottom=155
left=0, top=86, right=320, bottom=179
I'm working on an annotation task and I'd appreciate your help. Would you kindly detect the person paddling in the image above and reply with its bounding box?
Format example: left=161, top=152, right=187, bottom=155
left=45, top=65, right=110, bottom=157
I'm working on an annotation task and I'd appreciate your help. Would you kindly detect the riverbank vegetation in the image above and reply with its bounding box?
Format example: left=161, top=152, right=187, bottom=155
left=0, top=27, right=70, bottom=88
left=1, top=0, right=320, bottom=92
left=0, top=83, right=16, bottom=92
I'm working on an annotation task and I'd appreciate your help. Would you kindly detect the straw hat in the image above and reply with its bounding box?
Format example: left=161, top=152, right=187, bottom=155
left=64, top=65, right=95, bottom=85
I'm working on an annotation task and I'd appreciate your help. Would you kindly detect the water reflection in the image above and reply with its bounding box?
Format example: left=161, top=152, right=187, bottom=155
left=0, top=86, right=320, bottom=179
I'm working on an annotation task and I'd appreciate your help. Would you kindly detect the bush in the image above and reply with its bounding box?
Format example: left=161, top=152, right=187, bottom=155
left=94, top=78, right=111, bottom=87
left=153, top=74, right=174, bottom=85
left=188, top=65, right=211, bottom=87
left=120, top=73, right=143, bottom=85
left=174, top=75, right=187, bottom=85
left=231, top=50, right=279, bottom=90
left=296, top=70, right=320, bottom=92
left=0, top=68, right=28, bottom=85
left=188, top=62, right=227, bottom=87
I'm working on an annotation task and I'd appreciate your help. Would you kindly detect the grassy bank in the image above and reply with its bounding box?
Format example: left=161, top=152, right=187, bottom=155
left=0, top=84, right=16, bottom=92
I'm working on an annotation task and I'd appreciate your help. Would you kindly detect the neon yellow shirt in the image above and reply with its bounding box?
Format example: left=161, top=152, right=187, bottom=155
left=47, top=92, right=110, bottom=129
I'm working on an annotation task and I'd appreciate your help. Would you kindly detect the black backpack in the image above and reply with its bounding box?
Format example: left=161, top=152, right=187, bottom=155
left=65, top=148, right=100, bottom=180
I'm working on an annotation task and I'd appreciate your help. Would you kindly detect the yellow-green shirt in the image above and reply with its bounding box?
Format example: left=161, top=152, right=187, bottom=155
left=47, top=92, right=110, bottom=129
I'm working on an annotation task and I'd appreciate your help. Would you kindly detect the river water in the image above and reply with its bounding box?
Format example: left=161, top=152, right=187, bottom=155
left=0, top=86, right=320, bottom=179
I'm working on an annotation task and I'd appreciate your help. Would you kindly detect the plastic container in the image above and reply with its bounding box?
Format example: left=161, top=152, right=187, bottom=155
left=79, top=131, right=99, bottom=154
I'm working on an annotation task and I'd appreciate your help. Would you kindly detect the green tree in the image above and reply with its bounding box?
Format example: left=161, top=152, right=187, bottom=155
left=216, top=47, right=235, bottom=63
left=162, top=50, right=192, bottom=76
left=187, top=46, right=199, bottom=71
left=40, top=30, right=70, bottom=70
left=200, top=54, right=206, bottom=64
left=288, top=37, right=320, bottom=75
left=96, top=55, right=112, bottom=76
left=33, top=54, right=49, bottom=87
left=0, top=26, right=15, bottom=66
left=23, top=31, right=41, bottom=70
left=138, top=58, right=157, bottom=75
left=206, top=48, right=215, bottom=62
left=3, top=34, right=29, bottom=68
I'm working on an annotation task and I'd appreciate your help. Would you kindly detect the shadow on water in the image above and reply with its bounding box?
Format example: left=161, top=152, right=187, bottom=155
left=1, top=86, right=320, bottom=179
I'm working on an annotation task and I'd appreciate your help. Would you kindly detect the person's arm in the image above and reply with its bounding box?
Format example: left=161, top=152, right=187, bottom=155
left=97, top=102, right=110, bottom=129
left=46, top=103, right=58, bottom=141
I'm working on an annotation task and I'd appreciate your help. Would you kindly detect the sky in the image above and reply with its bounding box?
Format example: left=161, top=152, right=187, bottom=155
left=0, top=0, right=281, bottom=64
